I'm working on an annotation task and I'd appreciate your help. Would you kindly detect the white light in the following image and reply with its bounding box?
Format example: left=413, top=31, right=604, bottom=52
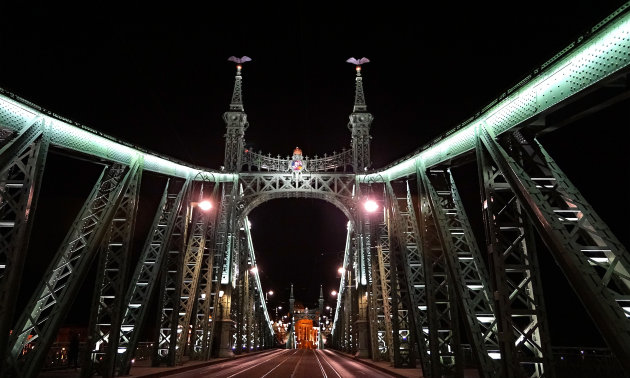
left=198, top=200, right=212, bottom=211
left=476, top=316, right=495, bottom=323
left=338, top=267, right=345, bottom=274
left=331, top=290, right=337, bottom=296
left=201, top=293, right=206, bottom=299
left=364, top=200, right=378, bottom=212
left=489, top=352, right=501, bottom=359
left=250, top=266, right=258, bottom=274
left=219, top=290, right=225, bottom=298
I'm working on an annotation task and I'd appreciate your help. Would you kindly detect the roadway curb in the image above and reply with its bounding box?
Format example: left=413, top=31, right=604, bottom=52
left=329, top=349, right=410, bottom=378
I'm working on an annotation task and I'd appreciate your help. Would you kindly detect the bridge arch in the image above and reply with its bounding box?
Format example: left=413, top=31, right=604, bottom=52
left=239, top=190, right=357, bottom=228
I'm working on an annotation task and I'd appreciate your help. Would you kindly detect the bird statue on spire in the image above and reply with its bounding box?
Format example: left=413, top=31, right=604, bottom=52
left=346, top=57, right=370, bottom=65
left=347, top=57, right=369, bottom=74
left=228, top=56, right=252, bottom=64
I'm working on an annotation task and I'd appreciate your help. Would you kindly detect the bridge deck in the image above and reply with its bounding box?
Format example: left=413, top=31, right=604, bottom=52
left=35, top=349, right=436, bottom=378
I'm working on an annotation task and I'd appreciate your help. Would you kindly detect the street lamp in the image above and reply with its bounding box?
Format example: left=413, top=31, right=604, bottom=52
left=191, top=200, right=213, bottom=211
left=266, top=290, right=273, bottom=302
left=364, top=199, right=378, bottom=212
left=331, top=290, right=337, bottom=297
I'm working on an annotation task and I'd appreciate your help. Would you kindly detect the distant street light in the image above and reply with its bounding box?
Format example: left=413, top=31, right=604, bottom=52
left=250, top=266, right=258, bottom=274
left=338, top=267, right=345, bottom=275
left=331, top=290, right=337, bottom=297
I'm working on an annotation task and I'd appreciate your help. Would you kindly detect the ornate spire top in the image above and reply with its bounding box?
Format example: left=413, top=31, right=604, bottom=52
left=346, top=57, right=369, bottom=112
left=227, top=56, right=251, bottom=111
left=290, top=283, right=294, bottom=299
left=319, top=284, right=323, bottom=299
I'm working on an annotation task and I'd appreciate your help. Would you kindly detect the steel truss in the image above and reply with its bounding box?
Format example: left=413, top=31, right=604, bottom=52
left=476, top=126, right=555, bottom=377
left=83, top=158, right=142, bottom=378
left=382, top=181, right=423, bottom=369
left=370, top=207, right=394, bottom=362
left=117, top=177, right=191, bottom=374
left=478, top=123, right=630, bottom=375
left=417, top=164, right=501, bottom=378
left=0, top=120, right=49, bottom=366
left=2, top=159, right=141, bottom=378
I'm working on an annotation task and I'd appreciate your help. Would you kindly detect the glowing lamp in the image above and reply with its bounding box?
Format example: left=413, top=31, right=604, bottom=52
left=364, top=200, right=378, bottom=212
left=250, top=266, right=258, bottom=274
left=198, top=200, right=212, bottom=211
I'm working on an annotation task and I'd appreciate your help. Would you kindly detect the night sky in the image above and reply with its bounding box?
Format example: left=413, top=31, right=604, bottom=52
left=1, top=1, right=629, bottom=348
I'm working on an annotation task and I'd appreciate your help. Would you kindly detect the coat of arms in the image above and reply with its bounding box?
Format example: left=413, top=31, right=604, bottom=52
left=289, top=147, right=307, bottom=180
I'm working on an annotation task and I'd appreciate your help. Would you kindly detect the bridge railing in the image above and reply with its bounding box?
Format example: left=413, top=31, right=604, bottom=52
left=241, top=149, right=353, bottom=173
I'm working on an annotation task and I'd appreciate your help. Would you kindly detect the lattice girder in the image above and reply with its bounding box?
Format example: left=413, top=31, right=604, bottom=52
left=476, top=128, right=555, bottom=378
left=383, top=181, right=422, bottom=369
left=191, top=185, right=220, bottom=359
left=0, top=120, right=49, bottom=365
left=407, top=178, right=459, bottom=376
left=239, top=173, right=355, bottom=215
left=4, top=161, right=138, bottom=378
left=116, top=178, right=191, bottom=374
left=84, top=162, right=142, bottom=377
left=418, top=165, right=501, bottom=378
left=174, top=195, right=213, bottom=363
left=479, top=124, right=630, bottom=374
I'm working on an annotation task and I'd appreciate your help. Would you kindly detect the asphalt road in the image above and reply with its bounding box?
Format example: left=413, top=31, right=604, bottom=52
left=166, top=349, right=399, bottom=378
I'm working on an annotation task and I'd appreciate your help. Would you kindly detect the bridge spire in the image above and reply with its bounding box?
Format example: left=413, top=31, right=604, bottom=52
left=289, top=283, right=295, bottom=315
left=346, top=57, right=374, bottom=172
left=223, top=56, right=251, bottom=171
left=318, top=284, right=324, bottom=314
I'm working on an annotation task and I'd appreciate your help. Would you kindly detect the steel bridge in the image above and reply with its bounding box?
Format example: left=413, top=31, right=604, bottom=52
left=1, top=3, right=630, bottom=378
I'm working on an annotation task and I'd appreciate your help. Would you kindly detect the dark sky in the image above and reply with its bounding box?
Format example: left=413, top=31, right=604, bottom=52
left=1, top=1, right=629, bottom=347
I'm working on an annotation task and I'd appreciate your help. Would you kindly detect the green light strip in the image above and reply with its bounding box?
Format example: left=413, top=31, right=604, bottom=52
left=0, top=90, right=235, bottom=182
left=360, top=3, right=630, bottom=183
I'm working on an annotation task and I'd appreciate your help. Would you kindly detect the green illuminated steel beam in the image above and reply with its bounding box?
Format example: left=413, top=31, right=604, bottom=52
left=360, top=2, right=630, bottom=182
left=0, top=89, right=235, bottom=183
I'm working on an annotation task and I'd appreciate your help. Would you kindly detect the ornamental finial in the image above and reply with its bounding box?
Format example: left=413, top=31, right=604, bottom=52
left=346, top=57, right=370, bottom=76
left=228, top=56, right=252, bottom=73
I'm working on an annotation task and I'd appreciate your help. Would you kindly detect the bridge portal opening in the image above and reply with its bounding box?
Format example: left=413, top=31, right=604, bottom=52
left=247, top=197, right=348, bottom=342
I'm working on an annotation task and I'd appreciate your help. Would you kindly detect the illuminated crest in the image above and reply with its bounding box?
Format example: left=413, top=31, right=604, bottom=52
left=289, top=147, right=307, bottom=180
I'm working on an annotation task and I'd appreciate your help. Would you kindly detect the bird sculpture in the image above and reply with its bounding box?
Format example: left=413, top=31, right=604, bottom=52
left=346, top=57, right=370, bottom=65
left=228, top=56, right=252, bottom=64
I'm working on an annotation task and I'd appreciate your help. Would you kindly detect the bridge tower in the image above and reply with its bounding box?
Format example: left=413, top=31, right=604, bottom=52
left=223, top=57, right=249, bottom=172
left=347, top=58, right=374, bottom=172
